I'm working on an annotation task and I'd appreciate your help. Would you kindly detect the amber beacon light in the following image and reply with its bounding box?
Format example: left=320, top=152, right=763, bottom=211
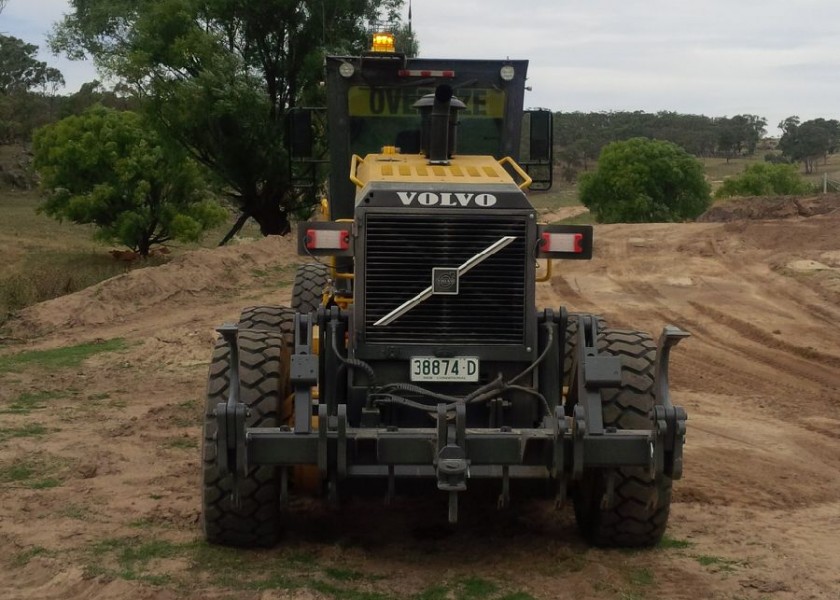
left=370, top=32, right=396, bottom=53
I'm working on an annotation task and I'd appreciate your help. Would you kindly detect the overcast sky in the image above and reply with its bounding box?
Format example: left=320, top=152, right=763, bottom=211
left=4, top=0, right=840, bottom=134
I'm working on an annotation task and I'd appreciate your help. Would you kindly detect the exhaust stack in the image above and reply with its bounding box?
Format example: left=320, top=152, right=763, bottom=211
left=414, top=84, right=466, bottom=165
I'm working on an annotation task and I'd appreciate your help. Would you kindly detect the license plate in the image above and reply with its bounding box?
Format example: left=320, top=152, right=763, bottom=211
left=410, top=357, right=479, bottom=382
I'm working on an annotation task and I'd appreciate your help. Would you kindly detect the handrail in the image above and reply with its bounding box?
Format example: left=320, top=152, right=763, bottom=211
left=536, top=258, right=553, bottom=283
left=498, top=156, right=533, bottom=190
left=349, top=154, right=365, bottom=188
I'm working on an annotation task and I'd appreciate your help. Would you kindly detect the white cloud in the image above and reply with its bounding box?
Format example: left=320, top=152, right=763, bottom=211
left=3, top=0, right=840, bottom=130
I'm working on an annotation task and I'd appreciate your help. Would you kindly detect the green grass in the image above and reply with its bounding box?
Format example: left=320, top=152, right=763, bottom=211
left=324, top=567, right=367, bottom=582
left=412, top=577, right=533, bottom=600
left=658, top=534, right=692, bottom=550
left=0, top=183, right=263, bottom=319
left=87, top=538, right=180, bottom=585
left=11, top=546, right=50, bottom=567
left=0, top=338, right=127, bottom=372
left=627, top=567, right=654, bottom=586
left=0, top=457, right=66, bottom=489
left=414, top=587, right=449, bottom=600
left=59, top=503, right=94, bottom=521
left=695, top=555, right=739, bottom=572
left=164, top=436, right=197, bottom=450
left=0, top=423, right=50, bottom=443
left=0, top=390, right=64, bottom=415
left=83, top=536, right=536, bottom=598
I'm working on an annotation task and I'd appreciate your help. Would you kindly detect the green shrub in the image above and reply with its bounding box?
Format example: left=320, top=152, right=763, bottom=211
left=579, top=138, right=711, bottom=223
left=715, top=162, right=812, bottom=198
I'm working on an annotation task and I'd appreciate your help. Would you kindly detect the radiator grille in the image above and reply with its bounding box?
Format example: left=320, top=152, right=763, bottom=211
left=363, top=213, right=529, bottom=345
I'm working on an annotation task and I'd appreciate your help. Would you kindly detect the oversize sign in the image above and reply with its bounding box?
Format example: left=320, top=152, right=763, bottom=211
left=349, top=87, right=505, bottom=118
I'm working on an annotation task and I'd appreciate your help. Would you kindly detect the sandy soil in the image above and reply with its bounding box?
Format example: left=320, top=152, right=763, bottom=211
left=1, top=205, right=840, bottom=599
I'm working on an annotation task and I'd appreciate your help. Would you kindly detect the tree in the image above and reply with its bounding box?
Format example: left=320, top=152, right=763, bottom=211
left=715, top=114, right=767, bottom=162
left=33, top=106, right=226, bottom=256
left=51, top=0, right=411, bottom=240
left=715, top=163, right=811, bottom=199
left=0, top=35, right=66, bottom=142
left=779, top=118, right=834, bottom=174
left=0, top=34, right=65, bottom=95
left=579, top=138, right=711, bottom=223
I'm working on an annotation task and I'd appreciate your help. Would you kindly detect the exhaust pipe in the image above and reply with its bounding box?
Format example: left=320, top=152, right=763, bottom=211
left=414, top=84, right=466, bottom=165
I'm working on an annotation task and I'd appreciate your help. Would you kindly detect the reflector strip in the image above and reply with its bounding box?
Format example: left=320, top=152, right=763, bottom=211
left=398, top=69, right=456, bottom=78
left=306, top=229, right=350, bottom=251
left=541, top=232, right=584, bottom=253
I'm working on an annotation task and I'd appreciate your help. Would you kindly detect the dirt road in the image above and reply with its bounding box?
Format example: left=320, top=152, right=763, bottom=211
left=1, top=209, right=839, bottom=599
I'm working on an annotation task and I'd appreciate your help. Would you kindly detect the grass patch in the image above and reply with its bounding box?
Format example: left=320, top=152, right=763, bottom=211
left=59, top=503, right=93, bottom=521
left=413, top=578, right=531, bottom=600
left=0, top=255, right=136, bottom=316
left=164, top=436, right=197, bottom=450
left=128, top=517, right=156, bottom=529
left=0, top=455, right=68, bottom=489
left=1, top=390, right=63, bottom=414
left=0, top=423, right=50, bottom=442
left=459, top=576, right=499, bottom=599
left=11, top=546, right=50, bottom=567
left=415, top=586, right=449, bottom=600
left=659, top=534, right=692, bottom=550
left=309, top=580, right=389, bottom=600
left=695, top=554, right=739, bottom=572
left=0, top=338, right=127, bottom=372
left=627, top=567, right=654, bottom=586
left=172, top=402, right=200, bottom=428
left=87, top=537, right=179, bottom=585
left=87, top=537, right=532, bottom=598
left=324, top=567, right=366, bottom=582
left=0, top=463, right=58, bottom=488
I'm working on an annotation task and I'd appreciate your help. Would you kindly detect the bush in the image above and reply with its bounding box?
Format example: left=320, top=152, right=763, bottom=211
left=579, top=138, right=711, bottom=223
left=715, top=163, right=811, bottom=199
left=764, top=152, right=790, bottom=165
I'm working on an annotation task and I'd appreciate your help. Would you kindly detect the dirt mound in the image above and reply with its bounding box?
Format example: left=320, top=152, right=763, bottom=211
left=697, top=193, right=840, bottom=222
left=3, top=215, right=840, bottom=599
left=6, top=235, right=297, bottom=338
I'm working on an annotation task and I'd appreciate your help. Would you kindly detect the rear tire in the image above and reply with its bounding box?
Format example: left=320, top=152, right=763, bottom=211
left=572, top=329, right=672, bottom=547
left=238, top=305, right=295, bottom=347
left=201, top=330, right=291, bottom=547
left=292, top=263, right=328, bottom=315
left=563, top=314, right=607, bottom=388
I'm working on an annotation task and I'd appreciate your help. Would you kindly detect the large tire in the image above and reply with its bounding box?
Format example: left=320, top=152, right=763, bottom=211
left=292, top=263, right=328, bottom=315
left=238, top=305, right=295, bottom=347
left=563, top=314, right=608, bottom=388
left=572, top=329, right=672, bottom=547
left=201, top=330, right=291, bottom=547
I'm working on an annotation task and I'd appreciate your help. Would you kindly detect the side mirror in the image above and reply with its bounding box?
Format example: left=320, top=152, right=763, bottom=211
left=287, top=108, right=314, bottom=159
left=522, top=109, right=553, bottom=191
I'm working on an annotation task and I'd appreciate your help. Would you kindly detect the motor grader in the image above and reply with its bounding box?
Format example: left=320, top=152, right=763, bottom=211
left=201, top=34, right=688, bottom=548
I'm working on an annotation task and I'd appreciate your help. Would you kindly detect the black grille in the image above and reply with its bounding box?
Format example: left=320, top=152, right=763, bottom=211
left=363, top=213, right=529, bottom=345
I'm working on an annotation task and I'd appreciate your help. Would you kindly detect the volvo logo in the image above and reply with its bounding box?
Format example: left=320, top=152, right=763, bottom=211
left=432, top=267, right=459, bottom=295
left=397, top=191, right=498, bottom=207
